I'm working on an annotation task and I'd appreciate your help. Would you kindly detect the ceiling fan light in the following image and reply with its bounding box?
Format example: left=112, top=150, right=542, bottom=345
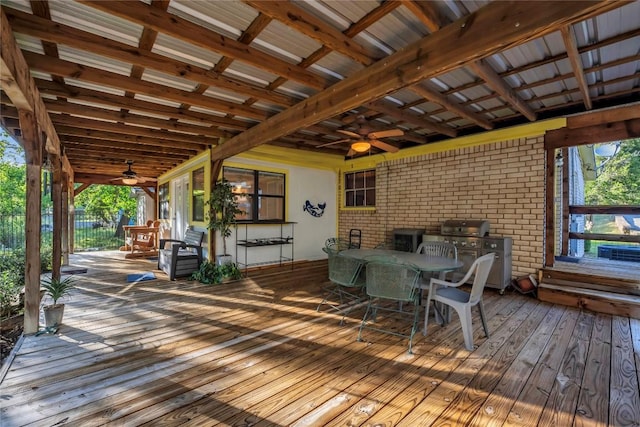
left=351, top=141, right=371, bottom=153
left=122, top=177, right=138, bottom=185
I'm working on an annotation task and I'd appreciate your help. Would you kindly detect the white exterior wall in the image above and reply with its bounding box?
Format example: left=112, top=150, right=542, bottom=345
left=221, top=156, right=337, bottom=265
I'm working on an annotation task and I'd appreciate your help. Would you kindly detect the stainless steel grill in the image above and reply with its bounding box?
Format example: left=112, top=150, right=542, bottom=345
left=425, top=219, right=512, bottom=293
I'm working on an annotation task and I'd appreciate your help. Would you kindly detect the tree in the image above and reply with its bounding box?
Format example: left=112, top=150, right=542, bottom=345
left=585, top=138, right=640, bottom=205
left=74, top=185, right=137, bottom=224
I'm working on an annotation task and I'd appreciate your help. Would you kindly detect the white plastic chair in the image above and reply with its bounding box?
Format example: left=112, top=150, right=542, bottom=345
left=415, top=241, right=458, bottom=323
left=424, top=252, right=495, bottom=351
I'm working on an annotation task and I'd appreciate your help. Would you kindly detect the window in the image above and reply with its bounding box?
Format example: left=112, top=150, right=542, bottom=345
left=192, top=167, right=205, bottom=222
left=223, top=166, right=285, bottom=223
left=158, top=182, right=170, bottom=220
left=345, top=169, right=375, bottom=207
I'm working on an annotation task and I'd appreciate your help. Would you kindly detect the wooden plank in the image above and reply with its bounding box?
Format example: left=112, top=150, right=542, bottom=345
left=609, top=316, right=640, bottom=426
left=469, top=303, right=565, bottom=427
left=537, top=310, right=595, bottom=426
left=504, top=307, right=579, bottom=426
left=561, top=26, right=592, bottom=110
left=545, top=146, right=556, bottom=267
left=570, top=205, right=640, bottom=215
left=574, top=313, right=611, bottom=427
left=209, top=1, right=618, bottom=160
left=538, top=284, right=640, bottom=319
left=540, top=269, right=640, bottom=295
left=569, top=232, right=640, bottom=244
left=567, top=104, right=640, bottom=129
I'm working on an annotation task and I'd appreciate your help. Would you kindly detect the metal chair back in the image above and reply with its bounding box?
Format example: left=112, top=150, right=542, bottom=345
left=365, top=259, right=420, bottom=302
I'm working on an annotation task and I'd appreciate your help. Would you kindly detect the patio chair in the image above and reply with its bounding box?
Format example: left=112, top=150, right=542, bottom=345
left=415, top=241, right=458, bottom=322
left=424, top=252, right=495, bottom=351
left=357, top=258, right=422, bottom=354
left=158, top=229, right=205, bottom=280
left=317, top=248, right=366, bottom=324
left=325, top=237, right=351, bottom=252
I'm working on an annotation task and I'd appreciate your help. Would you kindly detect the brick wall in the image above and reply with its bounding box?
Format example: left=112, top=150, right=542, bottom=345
left=339, top=136, right=545, bottom=277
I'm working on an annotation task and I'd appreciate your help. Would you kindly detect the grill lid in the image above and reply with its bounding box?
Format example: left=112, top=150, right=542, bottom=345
left=441, top=219, right=490, bottom=237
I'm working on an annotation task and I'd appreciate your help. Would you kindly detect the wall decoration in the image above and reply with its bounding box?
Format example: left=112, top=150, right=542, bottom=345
left=303, top=200, right=326, bottom=218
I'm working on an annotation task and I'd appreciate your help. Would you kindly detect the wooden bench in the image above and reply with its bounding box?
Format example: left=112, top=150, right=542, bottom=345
left=157, top=229, right=205, bottom=280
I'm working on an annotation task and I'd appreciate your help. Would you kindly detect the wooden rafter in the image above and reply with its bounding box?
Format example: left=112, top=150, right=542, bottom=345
left=468, top=60, right=537, bottom=122
left=561, top=25, right=593, bottom=110
left=212, top=1, right=616, bottom=160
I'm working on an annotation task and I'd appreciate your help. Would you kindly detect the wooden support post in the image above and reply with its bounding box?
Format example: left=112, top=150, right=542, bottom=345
left=61, top=172, right=69, bottom=265
left=544, top=146, right=555, bottom=268
left=561, top=147, right=570, bottom=256
left=19, top=109, right=42, bottom=335
left=69, top=186, right=75, bottom=254
left=51, top=153, right=63, bottom=280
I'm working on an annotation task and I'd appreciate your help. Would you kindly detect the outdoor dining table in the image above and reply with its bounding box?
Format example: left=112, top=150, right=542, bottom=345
left=339, top=248, right=463, bottom=274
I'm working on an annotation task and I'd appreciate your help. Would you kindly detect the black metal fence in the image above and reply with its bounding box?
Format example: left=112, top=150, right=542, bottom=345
left=0, top=212, right=125, bottom=254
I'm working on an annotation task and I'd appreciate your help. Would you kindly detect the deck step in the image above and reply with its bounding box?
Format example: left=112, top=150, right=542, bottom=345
left=538, top=283, right=640, bottom=319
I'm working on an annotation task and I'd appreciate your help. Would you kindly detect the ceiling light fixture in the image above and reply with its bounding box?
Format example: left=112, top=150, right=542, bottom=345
left=351, top=141, right=371, bottom=153
left=122, top=177, right=138, bottom=185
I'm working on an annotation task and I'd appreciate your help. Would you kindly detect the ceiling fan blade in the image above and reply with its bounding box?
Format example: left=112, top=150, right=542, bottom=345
left=370, top=139, right=399, bottom=153
left=137, top=176, right=158, bottom=183
left=337, top=129, right=360, bottom=138
left=369, top=129, right=404, bottom=139
left=316, top=139, right=351, bottom=148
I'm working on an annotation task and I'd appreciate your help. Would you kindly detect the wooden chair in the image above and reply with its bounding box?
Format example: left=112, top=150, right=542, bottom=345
left=158, top=229, right=205, bottom=280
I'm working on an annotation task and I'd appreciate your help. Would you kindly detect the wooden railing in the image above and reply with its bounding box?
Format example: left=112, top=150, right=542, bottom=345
left=568, top=205, right=640, bottom=244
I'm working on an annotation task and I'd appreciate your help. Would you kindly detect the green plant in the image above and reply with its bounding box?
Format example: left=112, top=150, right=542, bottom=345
left=219, top=262, right=242, bottom=280
left=41, top=275, right=75, bottom=306
left=0, top=271, right=22, bottom=318
left=191, top=260, right=243, bottom=284
left=191, top=261, right=223, bottom=284
left=207, top=179, right=243, bottom=257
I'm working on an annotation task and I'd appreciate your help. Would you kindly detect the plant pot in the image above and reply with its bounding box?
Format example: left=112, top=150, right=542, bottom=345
left=43, top=304, right=65, bottom=327
left=216, top=254, right=233, bottom=266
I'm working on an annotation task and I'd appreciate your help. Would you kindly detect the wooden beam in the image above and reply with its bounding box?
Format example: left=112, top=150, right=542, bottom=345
left=567, top=103, right=640, bottom=129
left=44, top=100, right=232, bottom=138
left=19, top=109, right=41, bottom=335
left=0, top=9, right=60, bottom=156
left=140, top=186, right=157, bottom=202
left=468, top=60, right=537, bottom=121
left=211, top=1, right=612, bottom=160
left=409, top=84, right=494, bottom=130
left=73, top=182, right=91, bottom=197
left=245, top=0, right=380, bottom=65
left=569, top=205, right=640, bottom=215
left=399, top=0, right=444, bottom=32
left=23, top=51, right=270, bottom=121
left=51, top=153, right=63, bottom=281
left=4, top=7, right=296, bottom=107
left=545, top=119, right=640, bottom=149
left=367, top=100, right=457, bottom=137
left=35, top=79, right=253, bottom=131
left=79, top=0, right=328, bottom=90
left=61, top=135, right=193, bottom=157
left=569, top=233, right=640, bottom=244
left=561, top=25, right=593, bottom=110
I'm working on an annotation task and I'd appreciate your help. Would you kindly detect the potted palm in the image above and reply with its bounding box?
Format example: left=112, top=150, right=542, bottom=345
left=41, top=275, right=75, bottom=328
left=207, top=178, right=243, bottom=266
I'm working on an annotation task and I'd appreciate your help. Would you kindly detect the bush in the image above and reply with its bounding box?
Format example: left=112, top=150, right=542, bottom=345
left=191, top=261, right=242, bottom=284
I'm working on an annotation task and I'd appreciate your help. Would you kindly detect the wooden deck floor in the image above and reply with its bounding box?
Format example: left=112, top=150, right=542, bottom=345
left=1, top=251, right=639, bottom=426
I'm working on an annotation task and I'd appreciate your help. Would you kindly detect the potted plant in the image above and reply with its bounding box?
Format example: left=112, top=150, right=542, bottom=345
left=41, top=275, right=75, bottom=328
left=207, top=179, right=243, bottom=266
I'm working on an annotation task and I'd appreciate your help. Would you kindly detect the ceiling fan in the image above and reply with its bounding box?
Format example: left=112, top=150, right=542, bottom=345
left=317, top=117, right=403, bottom=156
left=110, top=160, right=156, bottom=185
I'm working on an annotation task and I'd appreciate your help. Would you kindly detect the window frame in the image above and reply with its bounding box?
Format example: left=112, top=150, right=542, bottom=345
left=344, top=169, right=376, bottom=208
left=191, top=167, right=205, bottom=222
left=158, top=182, right=170, bottom=220
left=223, top=166, right=286, bottom=223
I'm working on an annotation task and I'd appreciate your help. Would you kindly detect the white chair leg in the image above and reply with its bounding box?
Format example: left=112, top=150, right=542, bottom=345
left=460, top=306, right=474, bottom=351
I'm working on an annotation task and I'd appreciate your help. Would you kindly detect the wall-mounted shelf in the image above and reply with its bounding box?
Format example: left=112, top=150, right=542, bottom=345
left=235, top=222, right=295, bottom=275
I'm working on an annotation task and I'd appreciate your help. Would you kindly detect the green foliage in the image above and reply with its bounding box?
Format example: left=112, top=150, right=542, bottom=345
left=191, top=260, right=242, bottom=284
left=207, top=179, right=243, bottom=256
left=0, top=162, right=26, bottom=216
left=74, top=185, right=137, bottom=225
left=585, top=138, right=640, bottom=205
left=41, top=275, right=75, bottom=306
left=0, top=270, right=23, bottom=318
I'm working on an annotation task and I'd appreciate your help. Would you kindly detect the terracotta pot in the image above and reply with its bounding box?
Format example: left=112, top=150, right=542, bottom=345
left=43, top=304, right=65, bottom=327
